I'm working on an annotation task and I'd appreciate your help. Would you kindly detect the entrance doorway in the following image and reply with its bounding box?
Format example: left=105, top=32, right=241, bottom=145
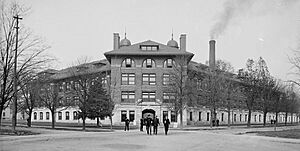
left=142, top=109, right=155, bottom=120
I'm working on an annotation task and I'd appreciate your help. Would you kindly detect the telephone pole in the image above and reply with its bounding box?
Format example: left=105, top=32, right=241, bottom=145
left=12, top=15, right=22, bottom=131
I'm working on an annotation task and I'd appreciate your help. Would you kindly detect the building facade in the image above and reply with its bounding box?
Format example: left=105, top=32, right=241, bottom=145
left=27, top=33, right=299, bottom=127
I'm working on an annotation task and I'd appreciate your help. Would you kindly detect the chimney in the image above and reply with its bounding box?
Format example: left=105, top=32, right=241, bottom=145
left=180, top=34, right=186, bottom=51
left=209, top=40, right=216, bottom=68
left=113, top=33, right=120, bottom=50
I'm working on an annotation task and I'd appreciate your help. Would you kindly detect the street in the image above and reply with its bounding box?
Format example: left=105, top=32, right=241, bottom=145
left=1, top=126, right=300, bottom=151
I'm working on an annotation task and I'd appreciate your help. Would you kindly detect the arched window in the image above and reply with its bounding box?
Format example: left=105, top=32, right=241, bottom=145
left=58, top=112, right=62, bottom=120
left=142, top=59, right=155, bottom=68
left=66, top=111, right=70, bottom=120
left=34, top=112, right=37, bottom=120
left=163, top=59, right=175, bottom=68
left=73, top=111, right=78, bottom=120
left=122, top=58, right=135, bottom=68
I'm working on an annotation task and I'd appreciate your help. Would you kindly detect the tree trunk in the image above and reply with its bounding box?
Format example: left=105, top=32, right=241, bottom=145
left=263, top=111, right=267, bottom=127
left=0, top=105, right=3, bottom=127
left=51, top=111, right=55, bottom=129
left=227, top=108, right=231, bottom=127
left=27, top=109, right=33, bottom=127
left=82, top=116, right=86, bottom=131
left=291, top=113, right=293, bottom=124
left=109, top=115, right=113, bottom=131
left=285, top=112, right=288, bottom=126
left=96, top=117, right=100, bottom=127
left=179, top=108, right=183, bottom=129
left=247, top=110, right=251, bottom=127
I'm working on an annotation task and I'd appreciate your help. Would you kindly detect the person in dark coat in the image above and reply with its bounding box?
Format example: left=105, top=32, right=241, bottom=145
left=163, top=116, right=170, bottom=135
left=145, top=115, right=152, bottom=135
left=140, top=118, right=144, bottom=131
left=124, top=117, right=130, bottom=131
left=153, top=116, right=160, bottom=135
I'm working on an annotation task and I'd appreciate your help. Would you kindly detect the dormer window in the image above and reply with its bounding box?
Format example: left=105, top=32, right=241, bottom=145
left=122, top=58, right=135, bottom=68
left=140, top=45, right=159, bottom=51
left=142, top=59, right=155, bottom=68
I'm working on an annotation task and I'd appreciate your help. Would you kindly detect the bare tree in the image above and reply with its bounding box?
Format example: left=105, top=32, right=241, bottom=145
left=0, top=1, right=51, bottom=127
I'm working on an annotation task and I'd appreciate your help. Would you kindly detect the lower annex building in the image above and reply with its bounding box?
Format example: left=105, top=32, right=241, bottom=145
left=30, top=33, right=300, bottom=127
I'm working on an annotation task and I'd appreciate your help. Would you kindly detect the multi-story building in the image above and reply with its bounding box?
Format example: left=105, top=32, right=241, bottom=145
left=28, top=33, right=299, bottom=127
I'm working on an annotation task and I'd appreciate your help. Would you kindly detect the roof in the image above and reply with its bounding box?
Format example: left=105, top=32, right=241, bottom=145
left=104, top=40, right=194, bottom=62
left=48, top=59, right=110, bottom=80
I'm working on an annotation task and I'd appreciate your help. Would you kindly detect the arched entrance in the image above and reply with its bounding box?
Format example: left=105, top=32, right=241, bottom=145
left=142, top=109, right=155, bottom=120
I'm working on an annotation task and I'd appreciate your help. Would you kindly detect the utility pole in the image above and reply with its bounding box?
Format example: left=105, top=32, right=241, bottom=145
left=12, top=15, right=22, bottom=131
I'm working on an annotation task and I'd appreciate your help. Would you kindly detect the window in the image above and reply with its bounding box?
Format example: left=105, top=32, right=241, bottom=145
left=163, top=111, right=168, bottom=122
left=121, top=73, right=135, bottom=85
left=199, top=112, right=202, bottom=121
left=259, top=115, right=261, bottom=122
left=122, top=58, right=135, bottom=68
left=142, top=59, right=156, bottom=68
left=65, top=111, right=69, bottom=120
left=40, top=112, right=43, bottom=120
left=3, top=112, right=5, bottom=117
left=189, top=112, right=193, bottom=121
left=196, top=79, right=201, bottom=90
left=163, top=92, right=176, bottom=103
left=207, top=112, right=210, bottom=121
left=221, top=113, right=224, bottom=121
left=46, top=112, right=49, bottom=120
left=58, top=112, right=62, bottom=120
left=34, top=112, right=37, bottom=120
left=129, top=111, right=135, bottom=122
left=163, top=59, right=175, bottom=68
left=140, top=45, right=158, bottom=51
left=142, top=73, right=156, bottom=85
left=74, top=96, right=79, bottom=105
left=121, top=110, right=127, bottom=122
left=171, top=111, right=177, bottom=122
left=121, top=91, right=135, bottom=103
left=234, top=114, right=236, bottom=122
left=74, top=81, right=80, bottom=90
left=162, top=74, right=175, bottom=85
left=66, top=82, right=71, bottom=91
left=142, top=91, right=156, bottom=102
left=66, top=97, right=71, bottom=104
left=254, top=115, right=257, bottom=122
left=240, top=114, right=242, bottom=122
left=59, top=84, right=63, bottom=92
left=245, top=114, right=247, bottom=122
left=73, top=111, right=78, bottom=120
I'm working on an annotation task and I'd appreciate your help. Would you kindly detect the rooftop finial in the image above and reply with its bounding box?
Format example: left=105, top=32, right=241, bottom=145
left=171, top=28, right=174, bottom=40
left=125, top=27, right=127, bottom=39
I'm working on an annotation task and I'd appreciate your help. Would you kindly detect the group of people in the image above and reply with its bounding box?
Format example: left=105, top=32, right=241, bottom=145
left=124, top=115, right=171, bottom=135
left=140, top=115, right=170, bottom=135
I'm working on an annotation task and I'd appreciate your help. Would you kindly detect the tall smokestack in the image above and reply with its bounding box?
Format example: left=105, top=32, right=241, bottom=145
left=209, top=40, right=216, bottom=68
left=113, top=33, right=120, bottom=50
left=180, top=34, right=186, bottom=51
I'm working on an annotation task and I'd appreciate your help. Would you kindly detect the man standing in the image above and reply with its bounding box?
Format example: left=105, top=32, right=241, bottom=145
left=140, top=118, right=144, bottom=131
left=124, top=117, right=130, bottom=131
left=146, top=115, right=152, bottom=135
left=153, top=116, right=160, bottom=135
left=163, top=116, right=170, bottom=135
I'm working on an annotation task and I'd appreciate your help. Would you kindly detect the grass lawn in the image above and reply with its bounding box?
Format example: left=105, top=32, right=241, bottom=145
left=252, top=129, right=300, bottom=139
left=0, top=127, right=39, bottom=136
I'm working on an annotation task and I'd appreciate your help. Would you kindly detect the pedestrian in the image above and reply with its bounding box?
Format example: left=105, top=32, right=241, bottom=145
left=140, top=118, right=144, bottom=131
left=124, top=117, right=130, bottom=131
left=163, top=116, right=170, bottom=135
left=153, top=116, right=160, bottom=135
left=146, top=115, right=152, bottom=135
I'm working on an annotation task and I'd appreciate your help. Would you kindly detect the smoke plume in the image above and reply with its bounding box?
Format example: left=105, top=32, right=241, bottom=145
left=210, top=0, right=300, bottom=39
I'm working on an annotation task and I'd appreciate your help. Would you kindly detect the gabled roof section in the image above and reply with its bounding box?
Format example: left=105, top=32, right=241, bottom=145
left=104, top=40, right=194, bottom=62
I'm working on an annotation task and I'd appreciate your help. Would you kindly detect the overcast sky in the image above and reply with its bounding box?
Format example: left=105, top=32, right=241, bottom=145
left=16, top=0, right=300, bottom=81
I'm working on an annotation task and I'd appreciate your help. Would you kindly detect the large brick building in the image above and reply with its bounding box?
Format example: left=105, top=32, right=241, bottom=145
left=28, top=33, right=299, bottom=127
